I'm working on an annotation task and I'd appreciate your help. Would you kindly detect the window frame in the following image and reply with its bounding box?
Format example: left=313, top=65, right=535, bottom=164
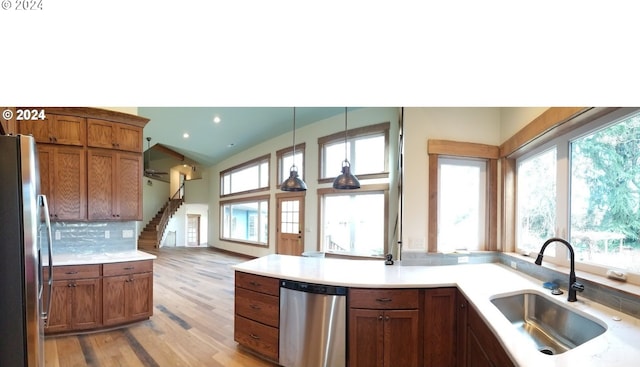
left=427, top=139, right=499, bottom=253
left=276, top=142, right=306, bottom=185
left=317, top=122, right=390, bottom=184
left=219, top=195, right=270, bottom=247
left=502, top=107, right=640, bottom=285
left=219, top=154, right=271, bottom=197
left=317, top=184, right=389, bottom=258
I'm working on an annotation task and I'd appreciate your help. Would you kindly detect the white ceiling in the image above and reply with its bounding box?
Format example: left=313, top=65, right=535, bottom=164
left=139, top=107, right=357, bottom=167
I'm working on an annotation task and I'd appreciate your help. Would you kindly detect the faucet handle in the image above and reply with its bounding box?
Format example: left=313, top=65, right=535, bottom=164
left=571, top=282, right=585, bottom=293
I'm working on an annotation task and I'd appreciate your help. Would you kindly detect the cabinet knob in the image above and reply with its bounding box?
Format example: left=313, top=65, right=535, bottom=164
left=385, top=315, right=390, bottom=321
left=378, top=315, right=383, bottom=321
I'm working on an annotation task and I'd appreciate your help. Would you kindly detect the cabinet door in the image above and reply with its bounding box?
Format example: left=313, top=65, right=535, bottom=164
left=51, top=146, right=86, bottom=220
left=424, top=288, right=457, bottom=366
left=466, top=326, right=493, bottom=367
left=349, top=308, right=384, bottom=367
left=71, top=278, right=102, bottom=330
left=45, top=280, right=73, bottom=333
left=88, top=149, right=116, bottom=220
left=18, top=116, right=52, bottom=143
left=50, top=115, right=86, bottom=146
left=117, top=152, right=142, bottom=220
left=384, top=309, right=420, bottom=367
left=87, top=119, right=117, bottom=149
left=116, top=124, right=143, bottom=152
left=127, top=272, right=153, bottom=320
left=103, top=275, right=128, bottom=326
left=37, top=145, right=55, bottom=217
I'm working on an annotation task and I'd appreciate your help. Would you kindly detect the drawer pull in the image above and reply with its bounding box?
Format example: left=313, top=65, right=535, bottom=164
left=124, top=267, right=135, bottom=270
left=249, top=333, right=260, bottom=340
left=249, top=304, right=261, bottom=310
left=249, top=281, right=261, bottom=287
left=376, top=298, right=392, bottom=303
left=65, top=271, right=78, bottom=275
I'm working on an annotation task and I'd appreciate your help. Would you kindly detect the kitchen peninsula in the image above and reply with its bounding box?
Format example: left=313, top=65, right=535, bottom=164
left=233, top=254, right=640, bottom=367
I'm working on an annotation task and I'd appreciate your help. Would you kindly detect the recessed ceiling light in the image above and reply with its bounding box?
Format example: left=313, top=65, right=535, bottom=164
left=183, top=133, right=190, bottom=138
left=213, top=116, right=221, bottom=123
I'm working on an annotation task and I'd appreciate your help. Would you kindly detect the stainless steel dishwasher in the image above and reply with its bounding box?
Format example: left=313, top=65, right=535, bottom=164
left=279, top=279, right=347, bottom=367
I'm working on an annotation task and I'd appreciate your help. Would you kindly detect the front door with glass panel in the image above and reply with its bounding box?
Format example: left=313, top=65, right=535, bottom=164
left=276, top=193, right=305, bottom=256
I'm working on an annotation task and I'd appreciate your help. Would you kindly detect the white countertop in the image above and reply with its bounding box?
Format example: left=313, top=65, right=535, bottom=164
left=46, top=250, right=157, bottom=266
left=233, top=254, right=640, bottom=367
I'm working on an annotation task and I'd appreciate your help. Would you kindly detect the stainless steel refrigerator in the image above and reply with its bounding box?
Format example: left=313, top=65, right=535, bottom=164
left=0, top=134, right=53, bottom=367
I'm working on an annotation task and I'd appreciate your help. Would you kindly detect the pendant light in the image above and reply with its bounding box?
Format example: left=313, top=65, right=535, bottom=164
left=281, top=107, right=307, bottom=191
left=332, top=107, right=360, bottom=189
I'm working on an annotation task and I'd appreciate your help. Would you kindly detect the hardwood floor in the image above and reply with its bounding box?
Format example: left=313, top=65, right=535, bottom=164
left=44, top=247, right=279, bottom=367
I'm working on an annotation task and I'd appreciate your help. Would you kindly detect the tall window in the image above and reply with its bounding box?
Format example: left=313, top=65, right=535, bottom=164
left=220, top=155, right=270, bottom=196
left=516, top=148, right=557, bottom=256
left=277, top=143, right=305, bottom=184
left=437, top=158, right=487, bottom=252
left=515, top=108, right=640, bottom=279
left=318, top=122, right=389, bottom=182
left=220, top=197, right=269, bottom=245
left=320, top=187, right=387, bottom=257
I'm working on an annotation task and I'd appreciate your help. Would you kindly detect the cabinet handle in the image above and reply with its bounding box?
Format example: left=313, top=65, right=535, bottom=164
left=124, top=267, right=135, bottom=270
left=376, top=298, right=392, bottom=303
left=65, top=271, right=78, bottom=275
left=249, top=281, right=261, bottom=287
left=249, top=304, right=261, bottom=310
left=249, top=333, right=260, bottom=340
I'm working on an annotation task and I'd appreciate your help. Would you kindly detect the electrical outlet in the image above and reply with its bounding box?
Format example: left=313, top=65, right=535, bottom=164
left=458, top=256, right=469, bottom=264
left=105, top=230, right=110, bottom=239
left=122, top=229, right=134, bottom=238
left=55, top=230, right=61, bottom=240
left=510, top=261, right=517, bottom=270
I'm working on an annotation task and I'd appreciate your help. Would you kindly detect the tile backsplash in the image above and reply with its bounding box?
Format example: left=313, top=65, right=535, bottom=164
left=46, top=221, right=138, bottom=255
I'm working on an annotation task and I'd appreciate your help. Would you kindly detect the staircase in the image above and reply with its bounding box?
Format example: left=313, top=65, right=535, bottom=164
left=138, top=198, right=183, bottom=250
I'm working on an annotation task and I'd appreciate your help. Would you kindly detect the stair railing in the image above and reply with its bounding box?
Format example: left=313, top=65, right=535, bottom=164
left=156, top=182, right=185, bottom=245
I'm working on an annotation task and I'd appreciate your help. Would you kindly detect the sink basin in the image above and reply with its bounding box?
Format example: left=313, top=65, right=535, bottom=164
left=490, top=291, right=607, bottom=355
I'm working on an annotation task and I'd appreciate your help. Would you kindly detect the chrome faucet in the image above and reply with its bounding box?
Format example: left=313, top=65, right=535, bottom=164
left=534, top=237, right=585, bottom=302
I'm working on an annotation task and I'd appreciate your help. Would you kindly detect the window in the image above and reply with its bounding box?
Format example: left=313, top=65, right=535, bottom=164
left=277, top=143, right=305, bottom=184
left=220, top=155, right=270, bottom=196
left=319, top=185, right=388, bottom=257
left=516, top=148, right=557, bottom=256
left=318, top=122, right=389, bottom=182
left=514, top=108, right=640, bottom=279
left=220, top=197, right=269, bottom=245
left=437, top=158, right=487, bottom=252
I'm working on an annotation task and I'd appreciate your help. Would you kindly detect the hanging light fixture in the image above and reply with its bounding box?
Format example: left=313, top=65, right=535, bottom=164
left=281, top=107, right=308, bottom=191
left=333, top=107, right=361, bottom=189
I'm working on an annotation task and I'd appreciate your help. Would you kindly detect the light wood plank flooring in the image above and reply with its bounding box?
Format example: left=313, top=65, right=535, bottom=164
left=44, top=247, right=279, bottom=367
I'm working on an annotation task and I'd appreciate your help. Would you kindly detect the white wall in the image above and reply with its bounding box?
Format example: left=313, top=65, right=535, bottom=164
left=499, top=107, right=548, bottom=143
left=208, top=107, right=401, bottom=258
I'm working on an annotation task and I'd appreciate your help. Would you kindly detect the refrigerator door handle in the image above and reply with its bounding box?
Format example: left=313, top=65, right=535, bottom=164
left=38, top=194, right=53, bottom=323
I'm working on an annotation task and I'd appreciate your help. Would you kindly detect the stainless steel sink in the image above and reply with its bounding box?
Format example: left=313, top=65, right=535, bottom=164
left=490, top=291, right=607, bottom=355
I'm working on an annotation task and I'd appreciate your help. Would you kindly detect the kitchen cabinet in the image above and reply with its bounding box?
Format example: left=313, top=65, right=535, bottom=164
left=348, top=288, right=421, bottom=367
left=457, top=290, right=513, bottom=367
left=424, top=288, right=457, bottom=366
left=37, top=145, right=87, bottom=221
left=88, top=149, right=142, bottom=220
left=234, top=272, right=280, bottom=363
left=103, top=260, right=154, bottom=326
left=44, top=265, right=102, bottom=333
left=87, top=119, right=143, bottom=153
left=19, top=114, right=86, bottom=146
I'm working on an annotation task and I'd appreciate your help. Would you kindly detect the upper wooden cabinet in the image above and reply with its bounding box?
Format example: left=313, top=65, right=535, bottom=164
left=38, top=145, right=87, bottom=221
left=88, top=149, right=142, bottom=220
left=19, top=114, right=86, bottom=146
left=87, top=119, right=143, bottom=153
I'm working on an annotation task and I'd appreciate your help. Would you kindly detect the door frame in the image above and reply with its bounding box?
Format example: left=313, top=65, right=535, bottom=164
left=276, top=192, right=305, bottom=255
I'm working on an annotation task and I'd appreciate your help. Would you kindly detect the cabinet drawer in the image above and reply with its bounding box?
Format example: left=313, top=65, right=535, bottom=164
left=235, top=288, right=279, bottom=327
left=49, top=264, right=101, bottom=280
left=234, top=315, right=279, bottom=362
left=349, top=288, right=419, bottom=309
left=235, top=272, right=279, bottom=296
left=103, top=260, right=153, bottom=276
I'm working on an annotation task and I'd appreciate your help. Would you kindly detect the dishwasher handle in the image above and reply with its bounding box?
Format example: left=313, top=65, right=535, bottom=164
left=280, top=279, right=347, bottom=296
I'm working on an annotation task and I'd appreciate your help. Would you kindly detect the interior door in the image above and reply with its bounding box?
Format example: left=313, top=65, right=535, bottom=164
left=276, top=193, right=305, bottom=256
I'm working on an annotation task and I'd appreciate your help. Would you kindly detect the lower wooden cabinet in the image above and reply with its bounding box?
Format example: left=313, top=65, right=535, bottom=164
left=424, top=288, right=457, bottom=366
left=348, top=289, right=420, bottom=367
left=45, top=260, right=154, bottom=334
